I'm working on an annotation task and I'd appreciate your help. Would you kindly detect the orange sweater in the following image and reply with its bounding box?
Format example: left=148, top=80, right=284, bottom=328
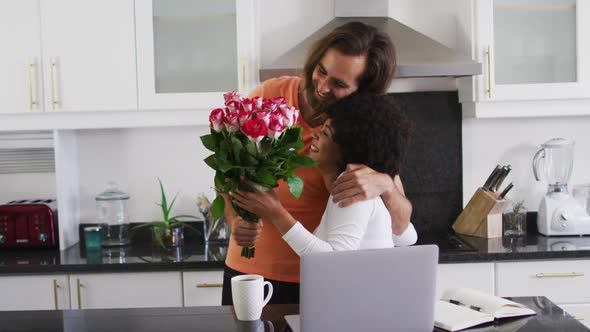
left=225, top=76, right=329, bottom=283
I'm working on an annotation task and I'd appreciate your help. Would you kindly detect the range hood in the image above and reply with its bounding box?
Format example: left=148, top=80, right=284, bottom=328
left=259, top=17, right=482, bottom=81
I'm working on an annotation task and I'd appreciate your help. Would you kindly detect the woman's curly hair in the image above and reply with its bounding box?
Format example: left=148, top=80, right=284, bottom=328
left=327, top=93, right=412, bottom=177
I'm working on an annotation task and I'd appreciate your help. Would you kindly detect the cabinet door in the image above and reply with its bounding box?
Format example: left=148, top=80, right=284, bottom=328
left=0, top=274, right=69, bottom=310
left=70, top=272, right=183, bottom=309
left=474, top=0, right=590, bottom=101
left=496, top=260, right=590, bottom=303
left=560, top=304, right=590, bottom=328
left=0, top=0, right=44, bottom=114
left=183, top=270, right=224, bottom=307
left=135, top=0, right=256, bottom=110
left=437, top=263, right=495, bottom=299
left=39, top=0, right=137, bottom=112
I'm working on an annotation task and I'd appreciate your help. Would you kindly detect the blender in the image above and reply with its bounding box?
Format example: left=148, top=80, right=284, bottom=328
left=533, top=138, right=590, bottom=236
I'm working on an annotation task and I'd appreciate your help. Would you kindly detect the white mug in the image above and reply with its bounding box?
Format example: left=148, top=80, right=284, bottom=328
left=231, top=274, right=273, bottom=321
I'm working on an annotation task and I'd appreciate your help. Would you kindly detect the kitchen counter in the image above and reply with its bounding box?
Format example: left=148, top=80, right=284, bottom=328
left=1, top=230, right=590, bottom=275
left=0, top=297, right=586, bottom=332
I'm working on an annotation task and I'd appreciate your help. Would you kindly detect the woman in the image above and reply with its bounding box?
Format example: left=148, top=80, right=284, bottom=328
left=231, top=93, right=415, bottom=255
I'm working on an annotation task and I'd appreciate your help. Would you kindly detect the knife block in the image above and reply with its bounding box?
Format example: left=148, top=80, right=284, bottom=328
left=452, top=188, right=511, bottom=238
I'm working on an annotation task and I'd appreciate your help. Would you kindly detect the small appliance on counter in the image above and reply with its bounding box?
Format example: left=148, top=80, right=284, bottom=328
left=0, top=199, right=58, bottom=248
left=533, top=138, right=590, bottom=236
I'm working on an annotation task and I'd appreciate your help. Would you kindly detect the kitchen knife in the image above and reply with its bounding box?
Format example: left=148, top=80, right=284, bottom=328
left=498, top=182, right=514, bottom=200
left=493, top=165, right=512, bottom=192
left=482, top=165, right=502, bottom=191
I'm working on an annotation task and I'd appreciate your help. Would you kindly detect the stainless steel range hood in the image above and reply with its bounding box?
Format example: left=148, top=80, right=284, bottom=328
left=259, top=17, right=482, bottom=81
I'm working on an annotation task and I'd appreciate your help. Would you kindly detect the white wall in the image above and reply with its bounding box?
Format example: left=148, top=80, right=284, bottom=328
left=75, top=126, right=215, bottom=224
left=0, top=173, right=56, bottom=204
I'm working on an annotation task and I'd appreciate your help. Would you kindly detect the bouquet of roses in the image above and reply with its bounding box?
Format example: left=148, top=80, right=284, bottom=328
left=200, top=91, right=315, bottom=258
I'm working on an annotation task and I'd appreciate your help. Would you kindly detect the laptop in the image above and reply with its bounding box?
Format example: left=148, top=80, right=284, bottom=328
left=285, top=245, right=439, bottom=332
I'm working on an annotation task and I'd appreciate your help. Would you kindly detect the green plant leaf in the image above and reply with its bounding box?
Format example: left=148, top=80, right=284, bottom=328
left=230, top=136, right=243, bottom=164
left=286, top=174, right=304, bottom=199
left=200, top=134, right=216, bottom=152
left=167, top=192, right=180, bottom=222
left=282, top=127, right=302, bottom=145
left=211, top=195, right=225, bottom=219
left=215, top=156, right=233, bottom=173
left=256, top=168, right=277, bottom=186
left=290, top=155, right=316, bottom=168
left=169, top=221, right=202, bottom=236
left=204, top=154, right=217, bottom=170
left=242, top=151, right=259, bottom=166
left=245, top=139, right=257, bottom=156
left=259, top=137, right=273, bottom=156
left=214, top=172, right=226, bottom=192
left=158, top=178, right=169, bottom=221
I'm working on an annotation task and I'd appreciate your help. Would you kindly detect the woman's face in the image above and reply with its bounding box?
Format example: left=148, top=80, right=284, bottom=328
left=309, top=119, right=341, bottom=170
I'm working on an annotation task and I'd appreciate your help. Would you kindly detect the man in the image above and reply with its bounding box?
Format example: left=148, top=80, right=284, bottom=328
left=221, top=21, right=415, bottom=305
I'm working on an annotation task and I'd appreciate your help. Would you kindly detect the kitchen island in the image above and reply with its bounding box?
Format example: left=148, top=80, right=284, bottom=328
left=0, top=297, right=586, bottom=332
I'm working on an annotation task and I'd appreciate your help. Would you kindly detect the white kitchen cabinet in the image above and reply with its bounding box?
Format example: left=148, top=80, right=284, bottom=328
left=559, top=304, right=590, bottom=328
left=436, top=263, right=495, bottom=299
left=0, top=0, right=137, bottom=114
left=459, top=0, right=590, bottom=118
left=69, top=272, right=183, bottom=309
left=495, top=259, right=590, bottom=304
left=135, top=0, right=258, bottom=110
left=0, top=274, right=70, bottom=310
left=183, top=270, right=224, bottom=307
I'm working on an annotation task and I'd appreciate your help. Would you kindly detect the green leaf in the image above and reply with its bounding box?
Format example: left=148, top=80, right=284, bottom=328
left=200, top=134, right=217, bottom=152
left=242, top=152, right=259, bottom=166
left=204, top=154, right=217, bottom=170
left=245, top=139, right=257, bottom=156
left=282, top=127, right=302, bottom=145
left=257, top=168, right=277, bottom=186
left=286, top=174, right=304, bottom=199
left=216, top=156, right=233, bottom=173
left=230, top=136, right=243, bottom=164
left=167, top=192, right=180, bottom=221
left=211, top=195, right=225, bottom=219
left=169, top=221, right=202, bottom=235
left=259, top=137, right=273, bottom=156
left=158, top=178, right=169, bottom=220
left=214, top=172, right=226, bottom=192
left=290, top=155, right=317, bottom=168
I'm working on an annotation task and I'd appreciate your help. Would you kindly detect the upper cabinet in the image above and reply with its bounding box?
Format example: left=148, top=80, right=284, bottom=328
left=0, top=0, right=137, bottom=114
left=460, top=0, right=590, bottom=116
left=135, top=0, right=257, bottom=110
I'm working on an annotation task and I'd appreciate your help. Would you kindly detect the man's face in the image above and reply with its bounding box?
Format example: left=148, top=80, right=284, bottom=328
left=305, top=48, right=366, bottom=116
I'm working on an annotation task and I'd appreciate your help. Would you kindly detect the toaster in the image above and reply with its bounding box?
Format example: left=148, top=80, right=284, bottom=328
left=0, top=199, right=58, bottom=248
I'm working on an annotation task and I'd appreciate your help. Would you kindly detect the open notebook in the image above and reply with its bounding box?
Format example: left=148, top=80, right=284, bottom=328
left=435, top=288, right=536, bottom=332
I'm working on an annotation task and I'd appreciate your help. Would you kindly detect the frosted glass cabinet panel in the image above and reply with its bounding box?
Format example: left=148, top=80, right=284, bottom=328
left=493, top=0, right=576, bottom=85
left=136, top=0, right=257, bottom=110
left=472, top=0, right=590, bottom=101
left=153, top=0, right=237, bottom=94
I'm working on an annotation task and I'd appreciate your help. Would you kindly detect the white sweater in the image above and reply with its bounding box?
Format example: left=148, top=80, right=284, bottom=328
left=282, top=195, right=418, bottom=256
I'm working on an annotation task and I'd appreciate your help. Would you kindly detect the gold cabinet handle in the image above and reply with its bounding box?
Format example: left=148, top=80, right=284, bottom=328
left=240, top=57, right=247, bottom=91
left=49, top=57, right=60, bottom=110
left=196, top=283, right=223, bottom=288
left=535, top=272, right=585, bottom=278
left=76, top=278, right=84, bottom=309
left=486, top=46, right=492, bottom=98
left=574, top=316, right=584, bottom=321
left=27, top=58, right=37, bottom=111
left=53, top=279, right=60, bottom=310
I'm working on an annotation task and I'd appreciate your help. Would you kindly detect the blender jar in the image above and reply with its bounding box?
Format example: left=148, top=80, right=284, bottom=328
left=96, top=182, right=131, bottom=246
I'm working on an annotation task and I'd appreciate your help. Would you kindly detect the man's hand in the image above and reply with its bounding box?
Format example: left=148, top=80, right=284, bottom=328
left=331, top=164, right=393, bottom=208
left=230, top=216, right=263, bottom=246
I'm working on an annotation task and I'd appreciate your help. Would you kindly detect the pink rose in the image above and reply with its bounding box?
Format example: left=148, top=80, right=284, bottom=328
left=225, top=100, right=241, bottom=113
left=241, top=98, right=254, bottom=112
left=223, top=91, right=243, bottom=104
left=223, top=112, right=240, bottom=132
left=241, top=118, right=268, bottom=142
left=279, top=105, right=300, bottom=127
left=238, top=111, right=253, bottom=127
left=267, top=116, right=286, bottom=139
left=209, top=108, right=225, bottom=132
left=255, top=110, right=271, bottom=126
left=262, top=100, right=278, bottom=112
left=251, top=96, right=264, bottom=111
left=271, top=97, right=286, bottom=107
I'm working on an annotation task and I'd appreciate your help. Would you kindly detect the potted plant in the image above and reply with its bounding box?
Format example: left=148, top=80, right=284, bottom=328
left=133, top=178, right=202, bottom=249
left=502, top=200, right=527, bottom=238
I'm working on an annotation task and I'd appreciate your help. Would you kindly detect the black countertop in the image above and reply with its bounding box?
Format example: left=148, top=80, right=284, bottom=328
left=1, top=230, right=590, bottom=275
left=0, top=297, right=586, bottom=332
